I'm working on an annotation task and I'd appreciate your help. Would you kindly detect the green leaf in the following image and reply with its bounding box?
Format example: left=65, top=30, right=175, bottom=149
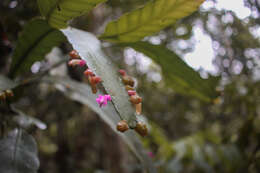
left=100, top=0, right=205, bottom=42
left=0, top=129, right=39, bottom=173
left=43, top=76, right=157, bottom=173
left=0, top=75, right=17, bottom=92
left=123, top=41, right=219, bottom=102
left=9, top=19, right=66, bottom=78
left=37, top=0, right=106, bottom=29
left=62, top=27, right=138, bottom=126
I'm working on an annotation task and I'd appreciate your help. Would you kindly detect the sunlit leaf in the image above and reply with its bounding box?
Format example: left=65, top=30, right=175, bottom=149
left=37, top=0, right=106, bottom=29
left=100, top=0, right=205, bottom=42
left=0, top=129, right=39, bottom=173
left=9, top=19, right=66, bottom=78
left=123, top=41, right=219, bottom=102
left=62, top=27, right=138, bottom=126
left=43, top=76, right=156, bottom=173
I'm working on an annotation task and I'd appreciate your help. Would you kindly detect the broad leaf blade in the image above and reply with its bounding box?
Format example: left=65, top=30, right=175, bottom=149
left=0, top=129, right=39, bottom=173
left=62, top=27, right=137, bottom=126
left=44, top=76, right=156, bottom=173
left=124, top=41, right=219, bottom=102
left=9, top=19, right=66, bottom=78
left=100, top=0, right=205, bottom=42
left=37, top=0, right=106, bottom=29
left=0, top=75, right=17, bottom=92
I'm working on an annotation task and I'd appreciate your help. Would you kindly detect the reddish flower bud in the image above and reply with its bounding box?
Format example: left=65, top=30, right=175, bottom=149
left=135, top=122, right=148, bottom=137
left=5, top=90, right=14, bottom=97
left=92, top=76, right=101, bottom=84
left=84, top=69, right=94, bottom=77
left=79, top=60, right=86, bottom=67
left=130, top=95, right=142, bottom=104
left=69, top=50, right=80, bottom=59
left=119, top=69, right=126, bottom=76
left=122, top=75, right=134, bottom=87
left=0, top=92, right=6, bottom=101
left=128, top=90, right=136, bottom=96
left=116, top=120, right=129, bottom=132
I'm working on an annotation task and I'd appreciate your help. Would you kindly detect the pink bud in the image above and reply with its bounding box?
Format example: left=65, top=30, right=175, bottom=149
left=119, top=69, right=126, bottom=76
left=79, top=60, right=86, bottom=66
left=128, top=90, right=136, bottom=96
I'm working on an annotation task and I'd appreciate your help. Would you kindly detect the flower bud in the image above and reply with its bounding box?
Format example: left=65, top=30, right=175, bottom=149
left=117, top=120, right=129, bottom=133
left=135, top=122, right=148, bottom=137
left=130, top=95, right=142, bottom=104
left=0, top=92, right=6, bottom=101
left=135, top=103, right=142, bottom=115
left=5, top=90, right=14, bottom=97
left=69, top=50, right=80, bottom=59
left=92, top=76, right=101, bottom=84
left=125, top=85, right=134, bottom=91
left=128, top=90, right=136, bottom=96
left=122, top=75, right=134, bottom=87
left=118, top=69, right=126, bottom=76
left=84, top=69, right=94, bottom=77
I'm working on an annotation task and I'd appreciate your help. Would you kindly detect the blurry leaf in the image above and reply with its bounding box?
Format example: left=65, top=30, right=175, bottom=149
left=43, top=76, right=157, bottom=173
left=123, top=41, right=219, bottom=102
left=0, top=129, right=39, bottom=173
left=9, top=19, right=66, bottom=78
left=0, top=75, right=17, bottom=92
left=37, top=0, right=106, bottom=29
left=100, top=0, right=205, bottom=42
left=12, top=107, right=47, bottom=130
left=62, top=28, right=137, bottom=126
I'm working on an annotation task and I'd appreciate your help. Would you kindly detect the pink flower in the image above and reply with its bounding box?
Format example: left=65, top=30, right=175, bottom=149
left=96, top=94, right=112, bottom=107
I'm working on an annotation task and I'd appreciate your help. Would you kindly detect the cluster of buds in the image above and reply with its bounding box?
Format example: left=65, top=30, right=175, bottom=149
left=68, top=50, right=111, bottom=107
left=0, top=89, right=14, bottom=101
left=119, top=69, right=142, bottom=115
left=116, top=69, right=148, bottom=137
left=84, top=69, right=101, bottom=94
left=68, top=50, right=86, bottom=67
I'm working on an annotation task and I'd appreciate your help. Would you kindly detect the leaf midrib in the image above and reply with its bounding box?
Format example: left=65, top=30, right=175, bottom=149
left=101, top=0, right=195, bottom=39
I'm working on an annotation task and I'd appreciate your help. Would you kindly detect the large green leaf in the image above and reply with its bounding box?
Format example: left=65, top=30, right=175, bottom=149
left=62, top=27, right=138, bottom=126
left=9, top=19, right=66, bottom=78
left=123, top=41, right=219, bottom=102
left=44, top=76, right=156, bottom=173
left=0, top=129, right=39, bottom=173
left=37, top=0, right=106, bottom=29
left=100, top=0, right=205, bottom=42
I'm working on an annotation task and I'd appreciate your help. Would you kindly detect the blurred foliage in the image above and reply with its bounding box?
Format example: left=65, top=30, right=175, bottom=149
left=0, top=0, right=260, bottom=173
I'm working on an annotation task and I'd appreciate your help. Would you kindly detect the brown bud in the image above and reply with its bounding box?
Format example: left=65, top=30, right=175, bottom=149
left=116, top=120, right=129, bottom=133
left=88, top=76, right=97, bottom=94
left=5, top=90, right=14, bottom=97
left=130, top=95, right=142, bottom=104
left=69, top=50, right=80, bottom=59
left=122, top=75, right=134, bottom=87
left=135, top=103, right=142, bottom=115
left=135, top=122, right=148, bottom=137
left=125, top=85, right=134, bottom=91
left=0, top=92, right=6, bottom=101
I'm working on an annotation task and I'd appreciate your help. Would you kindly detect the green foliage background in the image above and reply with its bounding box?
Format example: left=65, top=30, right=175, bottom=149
left=0, top=0, right=260, bottom=173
